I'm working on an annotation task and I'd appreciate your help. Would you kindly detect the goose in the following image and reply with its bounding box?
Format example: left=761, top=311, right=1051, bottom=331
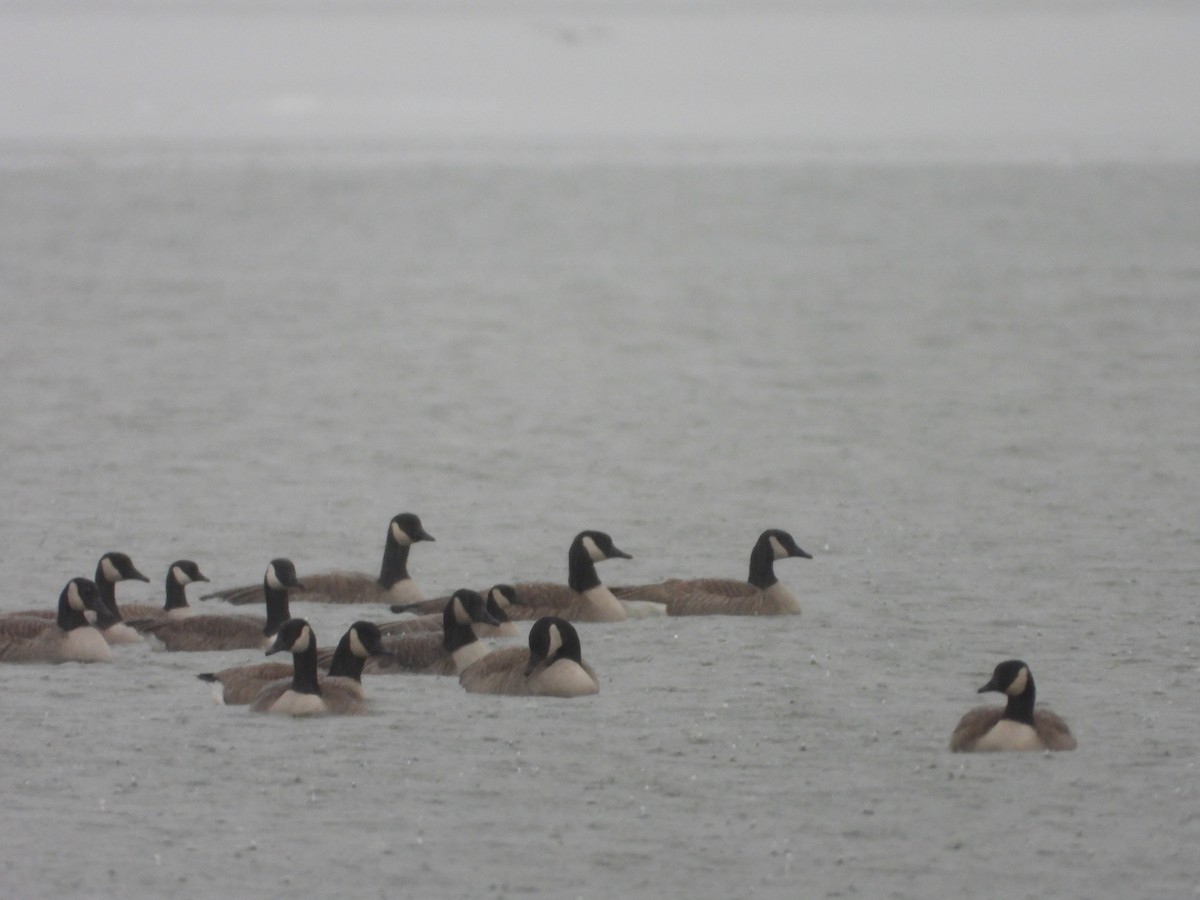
left=249, top=619, right=366, bottom=716
left=392, top=531, right=632, bottom=623
left=131, top=559, right=302, bottom=652
left=612, top=528, right=812, bottom=616
left=0, top=574, right=119, bottom=630
left=201, top=621, right=390, bottom=705
left=0, top=578, right=113, bottom=663
left=950, top=659, right=1077, bottom=752
left=92, top=551, right=151, bottom=642
left=460, top=616, right=598, bottom=697
left=3, top=551, right=150, bottom=644
left=358, top=589, right=499, bottom=676
left=380, top=585, right=526, bottom=638
left=497, top=531, right=634, bottom=623
left=116, top=560, right=209, bottom=622
left=200, top=512, right=434, bottom=606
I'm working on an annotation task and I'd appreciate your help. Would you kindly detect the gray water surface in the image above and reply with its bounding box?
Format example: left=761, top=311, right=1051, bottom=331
left=2, top=155, right=1198, bottom=899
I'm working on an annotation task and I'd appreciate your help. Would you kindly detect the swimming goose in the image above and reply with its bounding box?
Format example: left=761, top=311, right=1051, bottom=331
left=460, top=616, right=599, bottom=697
left=249, top=619, right=367, bottom=716
left=131, top=559, right=302, bottom=652
left=93, top=551, right=151, bottom=642
left=0, top=575, right=119, bottom=629
left=201, top=512, right=434, bottom=606
left=4, top=551, right=150, bottom=644
left=505, top=530, right=633, bottom=622
left=396, top=532, right=638, bottom=624
left=950, top=660, right=1077, bottom=752
left=116, top=560, right=209, bottom=622
left=380, top=585, right=526, bottom=638
left=393, top=532, right=632, bottom=623
left=612, top=529, right=812, bottom=616
left=201, top=621, right=389, bottom=705
left=360, top=589, right=499, bottom=676
left=0, top=578, right=113, bottom=663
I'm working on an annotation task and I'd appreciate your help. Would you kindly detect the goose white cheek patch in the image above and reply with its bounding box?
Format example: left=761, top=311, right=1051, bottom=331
left=546, top=624, right=564, bottom=661
left=67, top=581, right=85, bottom=610
left=1007, top=667, right=1029, bottom=696
left=391, top=521, right=412, bottom=546
left=769, top=536, right=788, bottom=559
left=452, top=597, right=471, bottom=625
left=101, top=557, right=121, bottom=583
left=582, top=536, right=604, bottom=562
left=171, top=565, right=189, bottom=585
left=291, top=626, right=313, bottom=654
left=349, top=629, right=368, bottom=658
left=266, top=564, right=283, bottom=590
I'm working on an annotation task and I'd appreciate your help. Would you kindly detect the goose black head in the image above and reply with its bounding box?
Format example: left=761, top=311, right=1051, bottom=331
left=346, top=621, right=389, bottom=658
left=978, top=659, right=1033, bottom=697
left=390, top=512, right=435, bottom=546
left=168, top=560, right=209, bottom=586
left=266, top=618, right=314, bottom=656
left=524, top=616, right=583, bottom=676
left=97, top=552, right=151, bottom=585
left=759, top=529, right=812, bottom=561
left=265, top=558, right=305, bottom=591
left=575, top=531, right=632, bottom=563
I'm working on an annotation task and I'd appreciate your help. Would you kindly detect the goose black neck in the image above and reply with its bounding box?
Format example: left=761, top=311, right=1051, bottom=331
left=558, top=625, right=583, bottom=665
left=262, top=581, right=293, bottom=637
left=290, top=640, right=322, bottom=696
left=747, top=538, right=780, bottom=589
left=1002, top=676, right=1037, bottom=726
left=441, top=606, right=479, bottom=653
left=487, top=598, right=511, bottom=625
left=378, top=539, right=411, bottom=589
left=567, top=540, right=602, bottom=593
left=164, top=573, right=190, bottom=611
left=93, top=571, right=122, bottom=620
left=326, top=634, right=366, bottom=682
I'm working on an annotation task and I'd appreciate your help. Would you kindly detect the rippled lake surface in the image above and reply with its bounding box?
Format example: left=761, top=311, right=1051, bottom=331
left=2, top=148, right=1198, bottom=899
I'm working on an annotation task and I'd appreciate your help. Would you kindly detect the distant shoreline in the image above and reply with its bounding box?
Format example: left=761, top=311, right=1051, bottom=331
left=2, top=136, right=1197, bottom=169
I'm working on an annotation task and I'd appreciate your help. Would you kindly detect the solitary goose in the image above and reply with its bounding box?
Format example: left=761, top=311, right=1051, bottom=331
left=381, top=585, right=526, bottom=638
left=360, top=589, right=499, bottom=676
left=202, top=621, right=390, bottom=705
left=131, top=559, right=302, bottom=652
left=950, top=660, right=1077, bottom=752
left=249, top=619, right=367, bottom=716
left=460, top=616, right=599, bottom=697
left=0, top=578, right=113, bottom=663
left=116, top=560, right=209, bottom=622
left=201, top=513, right=434, bottom=606
left=612, top=529, right=812, bottom=616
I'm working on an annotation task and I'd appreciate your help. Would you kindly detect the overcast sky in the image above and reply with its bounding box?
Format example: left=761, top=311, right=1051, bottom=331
left=2, top=5, right=1198, bottom=159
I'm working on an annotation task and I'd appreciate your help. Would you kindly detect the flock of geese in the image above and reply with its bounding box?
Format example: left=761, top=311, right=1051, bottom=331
left=0, top=512, right=1075, bottom=752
